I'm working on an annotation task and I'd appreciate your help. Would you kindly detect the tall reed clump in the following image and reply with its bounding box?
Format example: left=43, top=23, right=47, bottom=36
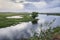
left=29, top=18, right=59, bottom=40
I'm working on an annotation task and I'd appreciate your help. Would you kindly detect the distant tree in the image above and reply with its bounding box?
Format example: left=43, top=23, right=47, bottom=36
left=31, top=12, right=38, bottom=24
left=31, top=12, right=38, bottom=19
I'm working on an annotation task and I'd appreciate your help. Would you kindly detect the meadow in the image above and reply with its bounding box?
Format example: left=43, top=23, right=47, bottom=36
left=0, top=12, right=32, bottom=28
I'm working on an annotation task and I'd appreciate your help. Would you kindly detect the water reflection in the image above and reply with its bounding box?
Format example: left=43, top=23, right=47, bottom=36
left=0, top=14, right=60, bottom=40
left=38, top=14, right=60, bottom=27
left=0, top=22, right=42, bottom=40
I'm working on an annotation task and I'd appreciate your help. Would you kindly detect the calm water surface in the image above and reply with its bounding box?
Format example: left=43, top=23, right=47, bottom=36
left=0, top=14, right=60, bottom=40
left=38, top=14, right=60, bottom=27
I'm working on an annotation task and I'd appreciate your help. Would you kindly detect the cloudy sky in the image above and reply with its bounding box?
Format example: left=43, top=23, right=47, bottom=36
left=0, top=0, right=60, bottom=13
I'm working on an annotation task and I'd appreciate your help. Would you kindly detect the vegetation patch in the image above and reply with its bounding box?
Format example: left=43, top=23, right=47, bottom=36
left=0, top=12, right=32, bottom=28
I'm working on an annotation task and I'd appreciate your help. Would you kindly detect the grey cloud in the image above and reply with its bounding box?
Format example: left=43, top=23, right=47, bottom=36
left=44, top=0, right=60, bottom=9
left=24, top=3, right=37, bottom=10
left=26, top=0, right=40, bottom=2
left=11, top=0, right=24, bottom=3
left=44, top=0, right=53, bottom=3
left=0, top=0, right=60, bottom=13
left=38, top=7, right=60, bottom=13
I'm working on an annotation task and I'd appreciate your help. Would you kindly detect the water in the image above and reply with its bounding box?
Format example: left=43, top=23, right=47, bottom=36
left=0, top=14, right=60, bottom=40
left=38, top=14, right=60, bottom=27
left=6, top=16, right=23, bottom=18
left=0, top=22, right=41, bottom=40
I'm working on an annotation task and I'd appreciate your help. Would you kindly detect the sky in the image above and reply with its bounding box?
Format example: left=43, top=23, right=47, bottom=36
left=0, top=0, right=60, bottom=13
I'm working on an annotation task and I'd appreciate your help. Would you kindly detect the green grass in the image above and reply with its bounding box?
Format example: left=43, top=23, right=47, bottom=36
left=0, top=12, right=32, bottom=28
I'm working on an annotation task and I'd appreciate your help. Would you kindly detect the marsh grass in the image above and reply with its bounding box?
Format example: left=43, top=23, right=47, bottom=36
left=0, top=12, right=32, bottom=28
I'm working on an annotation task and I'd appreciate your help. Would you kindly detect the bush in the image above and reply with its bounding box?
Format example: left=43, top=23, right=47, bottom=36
left=31, top=12, right=38, bottom=19
left=31, top=12, right=38, bottom=24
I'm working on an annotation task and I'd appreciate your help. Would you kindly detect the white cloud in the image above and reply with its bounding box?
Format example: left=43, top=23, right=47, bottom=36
left=0, top=0, right=24, bottom=10
left=39, top=7, right=60, bottom=13
left=32, top=1, right=47, bottom=8
left=0, top=0, right=60, bottom=12
left=45, top=0, right=60, bottom=8
left=14, top=0, right=25, bottom=3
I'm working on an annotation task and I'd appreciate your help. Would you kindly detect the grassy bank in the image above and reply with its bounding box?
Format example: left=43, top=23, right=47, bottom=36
left=0, top=12, right=32, bottom=28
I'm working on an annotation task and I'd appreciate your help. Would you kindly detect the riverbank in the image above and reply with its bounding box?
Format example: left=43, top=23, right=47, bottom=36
left=0, top=13, right=32, bottom=28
